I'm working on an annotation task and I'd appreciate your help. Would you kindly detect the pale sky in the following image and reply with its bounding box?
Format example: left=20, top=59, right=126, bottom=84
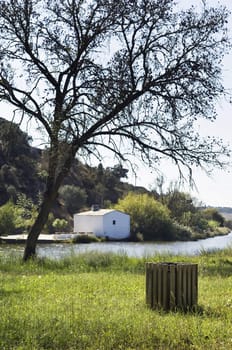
left=2, top=0, right=232, bottom=208
left=133, top=0, right=232, bottom=207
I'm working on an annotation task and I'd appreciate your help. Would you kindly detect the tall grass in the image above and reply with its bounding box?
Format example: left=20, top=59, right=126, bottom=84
left=1, top=249, right=232, bottom=349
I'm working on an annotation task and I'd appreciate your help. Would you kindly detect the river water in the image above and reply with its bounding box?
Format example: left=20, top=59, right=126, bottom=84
left=1, top=231, right=232, bottom=259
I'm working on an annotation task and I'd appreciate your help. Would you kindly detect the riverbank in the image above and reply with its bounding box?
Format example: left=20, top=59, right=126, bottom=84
left=191, top=226, right=231, bottom=240
left=1, top=249, right=232, bottom=349
left=0, top=226, right=230, bottom=245
left=0, top=233, right=101, bottom=244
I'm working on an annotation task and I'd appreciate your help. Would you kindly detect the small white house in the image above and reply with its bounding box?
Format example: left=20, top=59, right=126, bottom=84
left=73, top=207, right=130, bottom=240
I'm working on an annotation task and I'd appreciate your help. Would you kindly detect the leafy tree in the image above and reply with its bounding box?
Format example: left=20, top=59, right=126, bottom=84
left=0, top=1, right=230, bottom=259
left=59, top=185, right=87, bottom=214
left=186, top=211, right=209, bottom=234
left=114, top=192, right=173, bottom=240
left=163, top=190, right=196, bottom=222
left=110, top=164, right=128, bottom=180
left=88, top=163, right=129, bottom=205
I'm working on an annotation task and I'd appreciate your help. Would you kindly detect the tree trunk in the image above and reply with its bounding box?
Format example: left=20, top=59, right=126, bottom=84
left=23, top=143, right=77, bottom=261
left=23, top=191, right=56, bottom=261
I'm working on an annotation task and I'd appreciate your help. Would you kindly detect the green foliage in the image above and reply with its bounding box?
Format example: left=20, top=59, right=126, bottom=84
left=0, top=195, right=40, bottom=236
left=201, top=208, right=225, bottom=227
left=0, top=118, right=31, bottom=160
left=16, top=194, right=38, bottom=233
left=163, top=190, right=196, bottom=221
left=0, top=201, right=17, bottom=235
left=207, top=220, right=220, bottom=230
left=171, top=221, right=193, bottom=241
left=188, top=211, right=209, bottom=233
left=152, top=180, right=230, bottom=237
left=43, top=213, right=55, bottom=234
left=0, top=118, right=43, bottom=205
left=52, top=218, right=69, bottom=231
left=59, top=185, right=88, bottom=214
left=114, top=192, right=173, bottom=240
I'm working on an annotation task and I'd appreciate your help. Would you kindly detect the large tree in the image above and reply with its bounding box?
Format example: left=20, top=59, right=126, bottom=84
left=0, top=0, right=230, bottom=260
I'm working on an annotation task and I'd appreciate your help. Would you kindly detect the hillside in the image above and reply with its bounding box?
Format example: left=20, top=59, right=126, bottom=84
left=0, top=117, right=147, bottom=218
left=0, top=117, right=44, bottom=205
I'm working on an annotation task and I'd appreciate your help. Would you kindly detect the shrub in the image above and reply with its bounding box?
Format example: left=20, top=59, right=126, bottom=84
left=171, top=221, right=193, bottom=241
left=72, top=233, right=100, bottom=243
left=52, top=218, right=69, bottom=232
left=0, top=201, right=17, bottom=235
left=201, top=208, right=225, bottom=227
left=114, top=192, right=173, bottom=241
left=42, top=212, right=55, bottom=234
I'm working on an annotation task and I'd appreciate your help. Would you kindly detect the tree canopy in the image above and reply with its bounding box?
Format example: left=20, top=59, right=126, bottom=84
left=0, top=0, right=230, bottom=260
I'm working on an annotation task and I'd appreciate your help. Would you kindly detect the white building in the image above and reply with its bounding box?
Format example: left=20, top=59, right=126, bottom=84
left=73, top=207, right=130, bottom=240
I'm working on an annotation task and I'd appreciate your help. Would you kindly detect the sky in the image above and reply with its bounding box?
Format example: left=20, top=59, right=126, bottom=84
left=120, top=0, right=232, bottom=208
left=1, top=0, right=232, bottom=208
left=135, top=0, right=232, bottom=207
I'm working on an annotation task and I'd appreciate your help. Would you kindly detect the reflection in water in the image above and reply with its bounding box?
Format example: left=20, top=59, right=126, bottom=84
left=1, top=232, right=232, bottom=259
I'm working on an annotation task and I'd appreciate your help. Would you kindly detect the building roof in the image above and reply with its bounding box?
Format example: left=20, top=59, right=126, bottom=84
left=75, top=209, right=128, bottom=216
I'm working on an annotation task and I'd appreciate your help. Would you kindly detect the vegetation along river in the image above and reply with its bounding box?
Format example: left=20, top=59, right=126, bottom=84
left=1, top=232, right=232, bottom=259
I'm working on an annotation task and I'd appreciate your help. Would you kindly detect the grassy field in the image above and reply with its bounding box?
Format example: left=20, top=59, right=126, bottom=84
left=1, top=249, right=232, bottom=349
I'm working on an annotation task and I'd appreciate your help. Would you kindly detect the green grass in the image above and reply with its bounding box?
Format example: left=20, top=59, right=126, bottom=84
left=1, top=249, right=232, bottom=349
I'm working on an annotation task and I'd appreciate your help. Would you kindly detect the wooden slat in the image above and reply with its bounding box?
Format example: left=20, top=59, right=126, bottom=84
left=182, top=264, right=187, bottom=310
left=162, top=264, right=169, bottom=310
left=145, top=263, right=153, bottom=307
left=192, top=264, right=198, bottom=307
left=176, top=264, right=182, bottom=308
left=187, top=264, right=192, bottom=307
left=157, top=265, right=163, bottom=308
left=169, top=264, right=176, bottom=310
left=152, top=263, right=159, bottom=309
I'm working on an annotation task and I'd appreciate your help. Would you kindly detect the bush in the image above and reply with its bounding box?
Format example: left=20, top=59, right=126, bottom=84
left=52, top=218, right=69, bottom=232
left=0, top=201, right=17, bottom=235
left=171, top=221, right=193, bottom=241
left=188, top=212, right=209, bottom=233
left=208, top=220, right=220, bottom=230
left=72, top=233, right=100, bottom=243
left=114, top=192, right=174, bottom=241
left=14, top=194, right=39, bottom=234
left=201, top=208, right=225, bottom=227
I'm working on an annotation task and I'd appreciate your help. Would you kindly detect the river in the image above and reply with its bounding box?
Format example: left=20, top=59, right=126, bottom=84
left=1, top=231, right=232, bottom=259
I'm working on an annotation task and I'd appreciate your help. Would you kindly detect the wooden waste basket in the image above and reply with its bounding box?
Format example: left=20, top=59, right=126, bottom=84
left=145, top=262, right=198, bottom=311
